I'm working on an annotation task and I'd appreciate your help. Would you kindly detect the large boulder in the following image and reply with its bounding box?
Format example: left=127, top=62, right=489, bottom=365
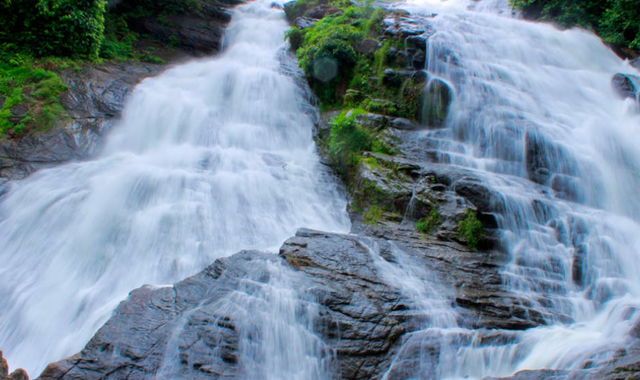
left=421, top=78, right=453, bottom=128
left=35, top=227, right=539, bottom=380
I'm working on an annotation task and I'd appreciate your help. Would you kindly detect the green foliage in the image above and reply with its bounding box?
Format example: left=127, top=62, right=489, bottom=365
left=286, top=27, right=305, bottom=51
left=0, top=51, right=69, bottom=136
left=457, top=209, right=484, bottom=251
left=328, top=109, right=372, bottom=177
left=600, top=0, right=640, bottom=50
left=110, top=0, right=201, bottom=17
left=362, top=205, right=383, bottom=225
left=416, top=209, right=441, bottom=234
left=0, top=0, right=106, bottom=58
left=510, top=0, right=639, bottom=51
left=99, top=13, right=137, bottom=59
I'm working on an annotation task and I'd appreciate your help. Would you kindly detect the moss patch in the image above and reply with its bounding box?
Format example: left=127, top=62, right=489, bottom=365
left=0, top=50, right=71, bottom=137
left=457, top=209, right=484, bottom=251
left=416, top=209, right=441, bottom=235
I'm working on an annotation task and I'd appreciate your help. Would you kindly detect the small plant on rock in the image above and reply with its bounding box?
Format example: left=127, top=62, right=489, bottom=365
left=416, top=209, right=441, bottom=235
left=457, top=209, right=484, bottom=251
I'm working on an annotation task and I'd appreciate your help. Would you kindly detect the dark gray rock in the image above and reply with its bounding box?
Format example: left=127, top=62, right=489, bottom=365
left=138, top=15, right=226, bottom=56
left=9, top=105, right=28, bottom=117
left=293, top=16, right=317, bottom=29
left=632, top=58, right=640, bottom=70
left=612, top=73, right=639, bottom=100
left=304, top=5, right=342, bottom=19
left=36, top=226, right=539, bottom=380
left=383, top=12, right=435, bottom=38
left=421, top=78, right=452, bottom=128
left=357, top=39, right=379, bottom=55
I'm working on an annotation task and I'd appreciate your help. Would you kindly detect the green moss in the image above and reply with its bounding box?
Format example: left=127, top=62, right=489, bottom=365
left=362, top=205, right=383, bottom=225
left=457, top=209, right=484, bottom=251
left=416, top=209, right=441, bottom=234
left=0, top=49, right=69, bottom=137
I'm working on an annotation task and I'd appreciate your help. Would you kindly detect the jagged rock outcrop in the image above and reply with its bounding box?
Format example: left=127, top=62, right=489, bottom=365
left=0, top=351, right=29, bottom=380
left=36, top=226, right=538, bottom=380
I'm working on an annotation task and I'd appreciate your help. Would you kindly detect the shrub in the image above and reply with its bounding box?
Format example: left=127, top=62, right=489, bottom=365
left=416, top=209, right=441, bottom=234
left=510, top=0, right=639, bottom=51
left=0, top=0, right=106, bottom=58
left=457, top=209, right=484, bottom=251
left=328, top=109, right=372, bottom=177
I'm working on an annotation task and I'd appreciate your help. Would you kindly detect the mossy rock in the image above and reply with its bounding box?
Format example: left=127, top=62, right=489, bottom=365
left=420, top=78, right=452, bottom=128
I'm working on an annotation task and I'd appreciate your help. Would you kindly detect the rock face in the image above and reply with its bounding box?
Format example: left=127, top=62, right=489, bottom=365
left=36, top=226, right=535, bottom=380
left=0, top=63, right=165, bottom=185
left=108, top=0, right=235, bottom=56
left=0, top=352, right=29, bottom=380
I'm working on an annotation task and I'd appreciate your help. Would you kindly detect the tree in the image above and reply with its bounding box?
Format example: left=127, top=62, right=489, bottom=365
left=0, top=0, right=106, bottom=58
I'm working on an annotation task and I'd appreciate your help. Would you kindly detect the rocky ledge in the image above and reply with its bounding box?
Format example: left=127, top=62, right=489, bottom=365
left=34, top=225, right=533, bottom=380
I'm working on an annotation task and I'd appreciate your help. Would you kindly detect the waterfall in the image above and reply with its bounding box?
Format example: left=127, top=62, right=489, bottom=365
left=391, top=0, right=640, bottom=377
left=0, top=0, right=349, bottom=374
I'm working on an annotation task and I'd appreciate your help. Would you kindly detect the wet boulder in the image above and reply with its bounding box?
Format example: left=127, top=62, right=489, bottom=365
left=420, top=78, right=453, bottom=128
left=304, top=5, right=342, bottom=19
left=612, top=73, right=639, bottom=100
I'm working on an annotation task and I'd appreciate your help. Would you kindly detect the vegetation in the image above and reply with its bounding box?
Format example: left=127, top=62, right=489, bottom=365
left=416, top=209, right=442, bottom=235
left=362, top=205, right=383, bottom=225
left=510, top=0, right=640, bottom=51
left=0, top=0, right=213, bottom=137
left=0, top=0, right=106, bottom=59
left=457, top=209, right=484, bottom=251
left=328, top=109, right=372, bottom=177
left=0, top=49, right=72, bottom=136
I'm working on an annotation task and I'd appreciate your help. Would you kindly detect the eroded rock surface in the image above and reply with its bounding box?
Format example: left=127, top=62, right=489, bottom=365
left=36, top=225, right=542, bottom=380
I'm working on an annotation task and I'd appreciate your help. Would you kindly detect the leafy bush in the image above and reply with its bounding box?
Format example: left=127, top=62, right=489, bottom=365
left=416, top=209, right=441, bottom=234
left=457, top=210, right=484, bottom=251
left=510, top=0, right=639, bottom=51
left=328, top=109, right=372, bottom=177
left=600, top=0, right=640, bottom=50
left=0, top=0, right=106, bottom=58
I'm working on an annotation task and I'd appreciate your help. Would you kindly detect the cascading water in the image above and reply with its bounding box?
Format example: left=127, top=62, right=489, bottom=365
left=0, top=0, right=349, bottom=374
left=387, top=0, right=640, bottom=378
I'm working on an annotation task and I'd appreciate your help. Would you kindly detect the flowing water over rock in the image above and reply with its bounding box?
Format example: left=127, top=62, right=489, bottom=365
left=0, top=0, right=349, bottom=373
left=2, top=0, right=640, bottom=378
left=393, top=0, right=640, bottom=378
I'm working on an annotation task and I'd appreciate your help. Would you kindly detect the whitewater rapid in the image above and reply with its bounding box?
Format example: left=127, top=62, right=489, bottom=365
left=0, top=0, right=349, bottom=374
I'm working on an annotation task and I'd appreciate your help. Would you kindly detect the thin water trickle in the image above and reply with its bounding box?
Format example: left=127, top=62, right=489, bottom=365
left=0, top=0, right=349, bottom=374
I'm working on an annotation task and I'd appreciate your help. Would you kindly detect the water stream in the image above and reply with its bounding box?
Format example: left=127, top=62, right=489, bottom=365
left=0, top=0, right=349, bottom=373
left=393, top=0, right=640, bottom=378
left=0, top=0, right=639, bottom=378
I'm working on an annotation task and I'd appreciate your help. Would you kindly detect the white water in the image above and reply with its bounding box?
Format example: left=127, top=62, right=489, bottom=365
left=391, top=0, right=640, bottom=378
left=157, top=256, right=336, bottom=380
left=0, top=0, right=349, bottom=374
